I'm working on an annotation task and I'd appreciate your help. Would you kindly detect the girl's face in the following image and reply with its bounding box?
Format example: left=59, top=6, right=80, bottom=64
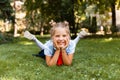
left=52, top=27, right=70, bottom=48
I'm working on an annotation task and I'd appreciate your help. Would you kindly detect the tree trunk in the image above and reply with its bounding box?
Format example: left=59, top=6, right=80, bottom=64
left=14, top=23, right=18, bottom=37
left=40, top=22, right=44, bottom=36
left=111, top=1, right=117, bottom=33
left=71, top=0, right=76, bottom=38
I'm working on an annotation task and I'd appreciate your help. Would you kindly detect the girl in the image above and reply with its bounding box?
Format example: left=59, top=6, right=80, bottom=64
left=24, top=21, right=88, bottom=66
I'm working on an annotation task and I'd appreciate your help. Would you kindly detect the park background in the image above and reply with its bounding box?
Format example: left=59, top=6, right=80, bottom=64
left=0, top=0, right=120, bottom=80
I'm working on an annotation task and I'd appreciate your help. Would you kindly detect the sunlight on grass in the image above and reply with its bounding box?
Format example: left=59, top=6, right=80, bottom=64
left=101, top=37, right=113, bottom=42
left=19, top=41, right=34, bottom=45
left=0, top=77, right=20, bottom=80
left=104, top=37, right=113, bottom=41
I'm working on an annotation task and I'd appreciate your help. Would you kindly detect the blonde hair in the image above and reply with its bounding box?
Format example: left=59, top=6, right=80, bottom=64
left=49, top=20, right=70, bottom=38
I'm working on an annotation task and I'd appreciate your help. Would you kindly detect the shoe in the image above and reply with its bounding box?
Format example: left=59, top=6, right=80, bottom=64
left=79, top=30, right=88, bottom=38
left=24, top=31, right=35, bottom=40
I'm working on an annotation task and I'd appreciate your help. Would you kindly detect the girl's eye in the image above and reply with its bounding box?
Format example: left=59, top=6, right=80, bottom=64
left=54, top=34, right=67, bottom=37
left=63, top=35, right=67, bottom=37
left=55, top=35, right=60, bottom=37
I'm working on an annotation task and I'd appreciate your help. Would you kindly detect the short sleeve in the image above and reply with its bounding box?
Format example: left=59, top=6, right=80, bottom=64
left=44, top=48, right=53, bottom=56
left=44, top=40, right=54, bottom=56
left=66, top=40, right=76, bottom=54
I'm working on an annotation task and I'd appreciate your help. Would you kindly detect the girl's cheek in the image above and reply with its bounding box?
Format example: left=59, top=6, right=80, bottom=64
left=66, top=36, right=70, bottom=41
left=53, top=37, right=59, bottom=44
left=52, top=36, right=57, bottom=41
left=54, top=37, right=58, bottom=41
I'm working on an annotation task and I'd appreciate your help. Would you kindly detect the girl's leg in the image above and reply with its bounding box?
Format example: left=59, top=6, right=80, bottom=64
left=24, top=31, right=46, bottom=59
left=73, top=30, right=88, bottom=45
left=73, top=36, right=80, bottom=45
left=33, top=38, right=46, bottom=50
left=24, top=31, right=46, bottom=49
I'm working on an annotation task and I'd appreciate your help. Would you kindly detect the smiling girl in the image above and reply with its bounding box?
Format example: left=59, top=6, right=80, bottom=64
left=24, top=21, right=88, bottom=66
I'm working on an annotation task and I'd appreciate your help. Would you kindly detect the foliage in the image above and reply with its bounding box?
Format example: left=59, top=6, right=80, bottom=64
left=90, top=16, right=97, bottom=33
left=24, top=0, right=76, bottom=35
left=24, top=0, right=120, bottom=34
left=0, top=32, right=13, bottom=44
left=74, top=0, right=98, bottom=33
left=110, top=26, right=119, bottom=33
left=0, top=0, right=14, bottom=22
left=74, top=0, right=120, bottom=33
left=0, top=36, right=120, bottom=80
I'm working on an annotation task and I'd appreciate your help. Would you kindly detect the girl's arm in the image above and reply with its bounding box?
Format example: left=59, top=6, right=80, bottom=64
left=61, top=38, right=74, bottom=66
left=45, top=49, right=73, bottom=66
left=45, top=49, right=60, bottom=66
left=61, top=49, right=73, bottom=66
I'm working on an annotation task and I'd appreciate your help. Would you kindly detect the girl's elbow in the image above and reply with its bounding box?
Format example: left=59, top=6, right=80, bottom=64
left=65, top=61, right=72, bottom=66
left=46, top=62, right=55, bottom=67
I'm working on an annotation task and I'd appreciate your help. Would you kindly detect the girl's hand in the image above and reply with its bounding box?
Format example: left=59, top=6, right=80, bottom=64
left=61, top=37, right=69, bottom=50
left=53, top=38, right=60, bottom=50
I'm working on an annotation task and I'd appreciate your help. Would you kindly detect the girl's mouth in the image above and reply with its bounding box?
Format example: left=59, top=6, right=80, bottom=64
left=58, top=42, right=66, bottom=46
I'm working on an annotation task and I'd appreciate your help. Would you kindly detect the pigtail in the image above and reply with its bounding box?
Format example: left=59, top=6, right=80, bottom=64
left=64, top=21, right=69, bottom=27
left=49, top=20, right=56, bottom=27
left=63, top=21, right=69, bottom=29
left=49, top=20, right=56, bottom=37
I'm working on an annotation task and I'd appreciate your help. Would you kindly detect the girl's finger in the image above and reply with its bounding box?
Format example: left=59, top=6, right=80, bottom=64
left=66, top=37, right=69, bottom=45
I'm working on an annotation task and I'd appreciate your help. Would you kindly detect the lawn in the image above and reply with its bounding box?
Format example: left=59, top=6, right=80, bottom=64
left=0, top=36, right=120, bottom=80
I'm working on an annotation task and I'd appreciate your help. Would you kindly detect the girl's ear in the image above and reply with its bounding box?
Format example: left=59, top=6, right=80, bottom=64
left=49, top=20, right=56, bottom=27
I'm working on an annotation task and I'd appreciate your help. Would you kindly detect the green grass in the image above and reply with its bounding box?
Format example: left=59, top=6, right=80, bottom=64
left=0, top=36, right=120, bottom=80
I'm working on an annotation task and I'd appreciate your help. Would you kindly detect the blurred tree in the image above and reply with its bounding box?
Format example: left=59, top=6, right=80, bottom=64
left=74, top=0, right=98, bottom=33
left=109, top=0, right=120, bottom=33
left=24, top=0, right=76, bottom=36
left=0, top=0, right=14, bottom=21
left=24, top=0, right=120, bottom=35
left=0, top=0, right=14, bottom=42
left=25, top=0, right=51, bottom=35
left=0, top=0, right=14, bottom=37
left=74, top=0, right=120, bottom=33
left=94, top=0, right=120, bottom=33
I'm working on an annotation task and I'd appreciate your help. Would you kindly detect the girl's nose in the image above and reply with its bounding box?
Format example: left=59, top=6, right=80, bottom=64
left=59, top=36, right=64, bottom=40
